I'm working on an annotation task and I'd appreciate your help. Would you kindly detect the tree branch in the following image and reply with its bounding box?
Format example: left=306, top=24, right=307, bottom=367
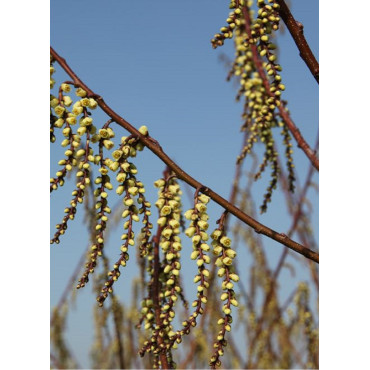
left=50, top=46, right=318, bottom=264
left=277, top=0, right=319, bottom=83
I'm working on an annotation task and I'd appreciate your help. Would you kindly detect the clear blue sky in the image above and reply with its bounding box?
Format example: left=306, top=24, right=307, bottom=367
left=50, top=1, right=318, bottom=367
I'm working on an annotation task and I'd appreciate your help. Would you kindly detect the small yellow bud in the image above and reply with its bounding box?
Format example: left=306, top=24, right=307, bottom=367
left=54, top=118, right=64, bottom=128
left=116, top=185, right=124, bottom=195
left=67, top=116, right=77, bottom=125
left=200, top=243, right=210, bottom=251
left=195, top=203, right=207, bottom=213
left=72, top=104, right=83, bottom=116
left=138, top=125, right=149, bottom=136
left=162, top=228, right=173, bottom=239
left=160, top=205, right=172, bottom=216
left=76, top=149, right=86, bottom=158
left=200, top=232, right=209, bottom=241
left=226, top=249, right=237, bottom=259
left=116, top=172, right=127, bottom=182
left=211, top=229, right=222, bottom=240
left=61, top=83, right=71, bottom=92
left=104, top=182, right=113, bottom=190
left=185, top=227, right=196, bottom=237
left=154, top=179, right=165, bottom=188
left=223, top=306, right=231, bottom=315
left=169, top=219, right=180, bottom=229
left=111, top=150, right=122, bottom=161
left=226, top=282, right=234, bottom=290
left=89, top=98, right=98, bottom=109
left=109, top=161, right=119, bottom=172
left=202, top=269, right=210, bottom=277
left=80, top=117, right=93, bottom=127
left=184, top=209, right=194, bottom=220
left=192, top=235, right=201, bottom=245
left=157, top=216, right=167, bottom=227
left=54, top=105, right=65, bottom=117
left=124, top=198, right=134, bottom=206
left=80, top=98, right=90, bottom=107
left=61, top=139, right=69, bottom=147
left=103, top=140, right=114, bottom=150
left=198, top=194, right=210, bottom=204
left=197, top=220, right=209, bottom=230
left=220, top=236, right=232, bottom=247
left=50, top=97, right=59, bottom=107
left=128, top=186, right=139, bottom=196
left=75, top=88, right=87, bottom=97
left=62, top=96, right=72, bottom=107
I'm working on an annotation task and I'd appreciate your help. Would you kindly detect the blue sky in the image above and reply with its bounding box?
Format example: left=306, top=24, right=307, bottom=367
left=50, top=1, right=319, bottom=367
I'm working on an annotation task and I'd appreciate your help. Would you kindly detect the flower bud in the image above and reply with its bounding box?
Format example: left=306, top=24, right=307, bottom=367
left=184, top=209, right=194, bottom=220
left=54, top=105, right=65, bottom=117
left=229, top=273, right=239, bottom=282
left=162, top=228, right=173, bottom=239
left=157, top=217, right=167, bottom=227
left=76, top=149, right=86, bottom=158
left=62, top=96, right=72, bottom=107
left=225, top=249, right=236, bottom=259
left=154, top=179, right=165, bottom=188
left=211, top=230, right=222, bottom=240
left=220, top=236, right=232, bottom=247
left=160, top=205, right=172, bottom=216
left=185, top=227, right=196, bottom=237
left=75, top=88, right=87, bottom=97
left=138, top=125, right=149, bottom=136
left=89, top=98, right=98, bottom=109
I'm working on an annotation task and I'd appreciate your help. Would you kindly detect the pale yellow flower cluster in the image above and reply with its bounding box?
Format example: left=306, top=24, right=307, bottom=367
left=210, top=225, right=240, bottom=367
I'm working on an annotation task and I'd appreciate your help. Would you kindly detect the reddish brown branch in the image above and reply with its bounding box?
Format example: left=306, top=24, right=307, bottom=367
left=277, top=0, right=319, bottom=83
left=241, top=8, right=319, bottom=171
left=50, top=46, right=318, bottom=264
left=274, top=133, right=319, bottom=286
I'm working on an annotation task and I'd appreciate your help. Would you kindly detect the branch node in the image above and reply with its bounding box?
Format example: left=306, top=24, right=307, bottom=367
left=296, top=21, right=304, bottom=32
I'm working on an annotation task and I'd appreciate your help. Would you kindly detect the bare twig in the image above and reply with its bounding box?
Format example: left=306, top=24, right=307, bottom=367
left=277, top=0, right=319, bottom=83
